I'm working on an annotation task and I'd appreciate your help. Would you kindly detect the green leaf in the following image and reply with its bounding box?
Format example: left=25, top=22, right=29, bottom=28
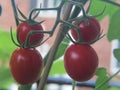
left=89, top=0, right=118, bottom=20
left=113, top=49, right=120, bottom=62
left=54, top=38, right=69, bottom=60
left=43, top=38, right=69, bottom=65
left=0, top=30, right=16, bottom=89
left=96, top=67, right=107, bottom=76
left=0, top=30, right=16, bottom=61
left=96, top=76, right=109, bottom=90
left=0, top=68, right=13, bottom=89
left=109, top=87, right=120, bottom=90
left=101, top=0, right=120, bottom=7
left=95, top=67, right=109, bottom=90
left=107, top=9, right=120, bottom=41
left=49, top=60, right=66, bottom=76
left=18, top=85, right=32, bottom=90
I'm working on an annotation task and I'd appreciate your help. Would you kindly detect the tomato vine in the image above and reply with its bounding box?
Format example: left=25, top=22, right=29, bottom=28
left=0, top=5, right=2, bottom=16
left=9, top=0, right=120, bottom=90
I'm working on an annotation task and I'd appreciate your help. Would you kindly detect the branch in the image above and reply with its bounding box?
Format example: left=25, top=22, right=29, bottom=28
left=37, top=3, right=73, bottom=90
left=11, top=0, right=19, bottom=26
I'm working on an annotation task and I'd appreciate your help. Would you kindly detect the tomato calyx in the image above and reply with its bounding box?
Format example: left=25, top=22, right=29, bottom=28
left=66, top=17, right=105, bottom=45
left=11, top=7, right=52, bottom=48
left=10, top=26, right=46, bottom=48
left=16, top=7, right=44, bottom=26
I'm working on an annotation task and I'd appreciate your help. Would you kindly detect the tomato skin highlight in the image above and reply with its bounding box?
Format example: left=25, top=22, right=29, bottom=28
left=64, top=44, right=98, bottom=82
left=10, top=48, right=43, bottom=85
left=71, top=18, right=100, bottom=43
left=17, top=22, right=44, bottom=46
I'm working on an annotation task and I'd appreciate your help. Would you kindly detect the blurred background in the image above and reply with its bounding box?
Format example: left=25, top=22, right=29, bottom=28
left=0, top=0, right=120, bottom=90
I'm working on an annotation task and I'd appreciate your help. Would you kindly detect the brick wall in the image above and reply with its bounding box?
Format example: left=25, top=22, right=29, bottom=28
left=0, top=0, right=30, bottom=30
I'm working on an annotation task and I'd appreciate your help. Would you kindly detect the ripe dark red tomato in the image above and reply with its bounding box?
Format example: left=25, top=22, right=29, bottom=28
left=10, top=48, right=43, bottom=85
left=64, top=44, right=98, bottom=82
left=17, top=22, right=44, bottom=46
left=71, top=18, right=100, bottom=43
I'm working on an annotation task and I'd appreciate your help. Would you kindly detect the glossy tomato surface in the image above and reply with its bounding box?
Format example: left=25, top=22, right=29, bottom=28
left=71, top=18, right=100, bottom=43
left=17, top=22, right=44, bottom=46
left=64, top=44, right=98, bottom=82
left=10, top=48, right=43, bottom=85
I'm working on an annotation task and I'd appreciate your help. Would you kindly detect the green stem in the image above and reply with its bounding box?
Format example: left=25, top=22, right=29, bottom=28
left=18, top=85, right=32, bottom=90
left=69, top=0, right=87, bottom=18
left=29, top=7, right=58, bottom=20
left=70, top=0, right=88, bottom=19
left=11, top=0, right=19, bottom=26
left=95, top=69, right=120, bottom=90
left=0, top=5, right=2, bottom=16
left=29, top=0, right=65, bottom=20
left=59, top=20, right=83, bottom=42
left=86, top=0, right=92, bottom=14
left=29, top=0, right=65, bottom=36
left=24, top=30, right=51, bottom=48
left=72, top=80, right=76, bottom=90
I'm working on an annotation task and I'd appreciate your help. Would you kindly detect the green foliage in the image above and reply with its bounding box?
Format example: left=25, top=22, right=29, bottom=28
left=107, top=9, right=120, bottom=41
left=0, top=30, right=16, bottom=61
left=50, top=59, right=66, bottom=76
left=43, top=38, right=69, bottom=65
left=114, top=49, right=120, bottom=62
left=18, top=85, right=32, bottom=90
left=109, top=87, right=120, bottom=90
left=89, top=0, right=118, bottom=20
left=54, top=38, right=69, bottom=60
left=0, top=68, right=14, bottom=89
left=48, top=38, right=69, bottom=76
left=95, top=67, right=109, bottom=90
left=0, top=29, right=16, bottom=89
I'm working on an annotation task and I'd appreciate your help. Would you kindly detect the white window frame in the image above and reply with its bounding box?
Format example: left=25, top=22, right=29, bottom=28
left=110, top=40, right=120, bottom=74
left=35, top=0, right=61, bottom=17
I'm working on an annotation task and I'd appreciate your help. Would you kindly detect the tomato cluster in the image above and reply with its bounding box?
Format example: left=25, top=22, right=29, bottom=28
left=9, top=2, right=100, bottom=85
left=64, top=17, right=100, bottom=82
left=10, top=22, right=44, bottom=85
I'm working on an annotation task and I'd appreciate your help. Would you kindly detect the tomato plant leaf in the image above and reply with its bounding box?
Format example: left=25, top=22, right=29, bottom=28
left=44, top=38, right=69, bottom=65
left=96, top=67, right=107, bottom=76
left=0, top=68, right=13, bottom=89
left=109, top=87, right=120, bottom=90
left=50, top=60, right=66, bottom=76
left=0, top=30, right=16, bottom=61
left=18, top=85, right=32, bottom=90
left=89, top=0, right=118, bottom=20
left=54, top=38, right=69, bottom=60
left=95, top=67, right=109, bottom=90
left=95, top=76, right=109, bottom=90
left=113, top=49, right=120, bottom=63
left=107, top=9, right=120, bottom=41
left=101, top=0, right=120, bottom=7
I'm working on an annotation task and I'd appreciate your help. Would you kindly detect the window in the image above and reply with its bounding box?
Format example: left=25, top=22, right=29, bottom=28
left=110, top=40, right=120, bottom=74
left=36, top=0, right=61, bottom=17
